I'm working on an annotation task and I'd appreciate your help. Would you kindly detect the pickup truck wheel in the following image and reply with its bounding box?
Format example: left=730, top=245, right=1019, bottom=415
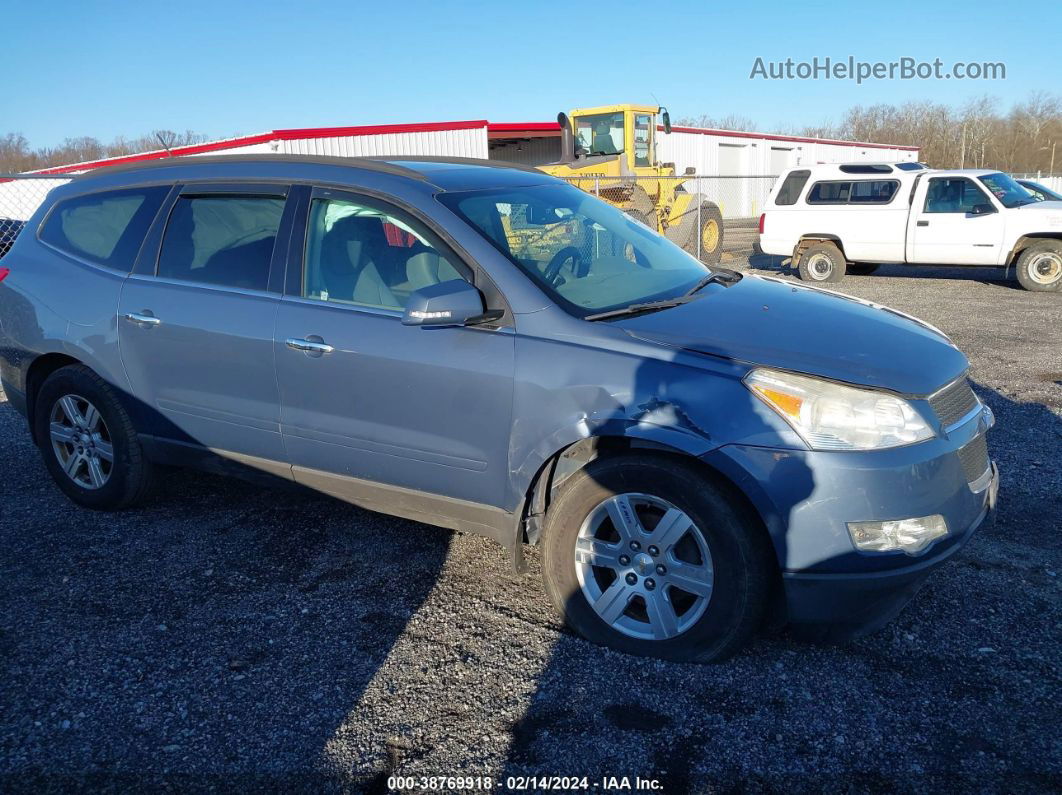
left=797, top=242, right=846, bottom=283
left=541, top=455, right=771, bottom=663
left=34, top=364, right=155, bottom=510
left=846, top=263, right=880, bottom=275
left=1015, top=242, right=1062, bottom=292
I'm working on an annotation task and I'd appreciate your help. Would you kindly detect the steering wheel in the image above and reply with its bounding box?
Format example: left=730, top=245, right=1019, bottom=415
left=543, top=246, right=584, bottom=286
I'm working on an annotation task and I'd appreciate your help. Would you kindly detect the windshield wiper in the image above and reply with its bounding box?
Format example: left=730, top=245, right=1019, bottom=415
left=585, top=296, right=694, bottom=321
left=683, top=269, right=740, bottom=296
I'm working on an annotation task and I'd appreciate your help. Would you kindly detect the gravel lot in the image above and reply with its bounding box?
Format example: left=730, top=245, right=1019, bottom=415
left=2, top=263, right=1060, bottom=792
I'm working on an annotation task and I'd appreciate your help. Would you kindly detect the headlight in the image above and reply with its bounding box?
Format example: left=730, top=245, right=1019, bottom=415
left=745, top=368, right=934, bottom=451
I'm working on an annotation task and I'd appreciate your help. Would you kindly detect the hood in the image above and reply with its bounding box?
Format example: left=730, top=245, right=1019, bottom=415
left=617, top=275, right=968, bottom=395
left=1015, top=199, right=1062, bottom=216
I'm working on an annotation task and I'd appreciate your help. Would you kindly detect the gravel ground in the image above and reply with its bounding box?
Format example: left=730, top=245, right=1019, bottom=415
left=1, top=263, right=1060, bottom=793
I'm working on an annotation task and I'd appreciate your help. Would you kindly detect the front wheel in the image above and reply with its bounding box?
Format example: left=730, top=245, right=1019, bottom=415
left=541, top=455, right=771, bottom=662
left=1015, top=241, right=1062, bottom=292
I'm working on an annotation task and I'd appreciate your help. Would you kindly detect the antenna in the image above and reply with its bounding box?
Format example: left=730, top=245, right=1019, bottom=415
left=155, top=131, right=176, bottom=157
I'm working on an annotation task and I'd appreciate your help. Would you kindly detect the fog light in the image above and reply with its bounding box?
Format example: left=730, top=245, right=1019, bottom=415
left=847, top=515, right=948, bottom=555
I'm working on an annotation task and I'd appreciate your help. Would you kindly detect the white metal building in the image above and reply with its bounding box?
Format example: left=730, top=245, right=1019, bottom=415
left=1, top=119, right=919, bottom=221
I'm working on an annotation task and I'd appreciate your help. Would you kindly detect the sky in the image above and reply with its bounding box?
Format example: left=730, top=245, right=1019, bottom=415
left=4, top=0, right=1057, bottom=148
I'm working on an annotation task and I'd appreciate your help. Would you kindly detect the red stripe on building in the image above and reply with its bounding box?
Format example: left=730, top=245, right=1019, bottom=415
left=28, top=120, right=491, bottom=175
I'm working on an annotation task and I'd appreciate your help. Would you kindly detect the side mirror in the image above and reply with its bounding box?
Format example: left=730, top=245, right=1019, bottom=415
left=970, top=203, right=996, bottom=216
left=661, top=108, right=672, bottom=135
left=402, top=279, right=490, bottom=328
left=684, top=166, right=696, bottom=175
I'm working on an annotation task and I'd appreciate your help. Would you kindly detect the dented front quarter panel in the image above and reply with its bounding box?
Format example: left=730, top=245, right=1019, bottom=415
left=506, top=306, right=803, bottom=511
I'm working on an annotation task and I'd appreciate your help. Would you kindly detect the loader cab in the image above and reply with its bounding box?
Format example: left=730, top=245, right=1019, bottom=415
left=568, top=104, right=667, bottom=173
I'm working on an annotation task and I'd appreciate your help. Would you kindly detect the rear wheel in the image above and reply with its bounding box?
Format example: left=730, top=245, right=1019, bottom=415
left=1015, top=241, right=1062, bottom=292
left=34, top=365, right=155, bottom=510
left=541, top=455, right=771, bottom=662
left=797, top=242, right=846, bottom=283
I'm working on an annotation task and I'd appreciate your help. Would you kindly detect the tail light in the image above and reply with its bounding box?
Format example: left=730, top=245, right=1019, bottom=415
left=758, top=213, right=766, bottom=235
left=0, top=267, right=9, bottom=283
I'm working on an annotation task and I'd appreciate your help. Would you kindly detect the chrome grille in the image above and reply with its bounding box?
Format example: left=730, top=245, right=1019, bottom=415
left=957, top=434, right=990, bottom=483
left=929, top=378, right=979, bottom=428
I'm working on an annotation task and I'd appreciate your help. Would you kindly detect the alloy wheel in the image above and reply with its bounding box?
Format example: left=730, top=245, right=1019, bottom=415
left=49, top=394, right=113, bottom=489
left=574, top=493, right=714, bottom=641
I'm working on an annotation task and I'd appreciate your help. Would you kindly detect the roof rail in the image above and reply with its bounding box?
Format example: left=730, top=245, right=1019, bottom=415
left=72, top=153, right=430, bottom=181
left=363, top=154, right=546, bottom=175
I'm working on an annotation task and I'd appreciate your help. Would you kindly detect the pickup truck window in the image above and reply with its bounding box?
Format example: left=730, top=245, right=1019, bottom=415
left=775, top=170, right=810, bottom=205
left=923, top=178, right=992, bottom=214
left=807, top=180, right=899, bottom=205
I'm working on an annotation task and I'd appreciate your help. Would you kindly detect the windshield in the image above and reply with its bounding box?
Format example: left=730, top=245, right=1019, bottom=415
left=575, top=113, right=624, bottom=156
left=439, top=182, right=711, bottom=316
left=978, top=172, right=1037, bottom=208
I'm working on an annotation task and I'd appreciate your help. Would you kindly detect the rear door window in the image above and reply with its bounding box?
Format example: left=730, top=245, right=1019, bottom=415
left=39, top=186, right=169, bottom=270
left=157, top=194, right=285, bottom=291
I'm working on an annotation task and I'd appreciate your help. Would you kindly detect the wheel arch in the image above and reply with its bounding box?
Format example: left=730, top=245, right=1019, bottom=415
left=1006, top=233, right=1062, bottom=265
left=792, top=235, right=846, bottom=265
left=518, top=433, right=773, bottom=549
left=24, top=352, right=83, bottom=445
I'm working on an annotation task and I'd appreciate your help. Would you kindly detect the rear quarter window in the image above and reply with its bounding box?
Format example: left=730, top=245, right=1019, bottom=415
left=774, top=170, right=810, bottom=206
left=807, top=180, right=899, bottom=205
left=39, top=186, right=169, bottom=270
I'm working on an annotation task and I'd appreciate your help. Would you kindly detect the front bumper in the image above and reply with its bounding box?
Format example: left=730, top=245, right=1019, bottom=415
left=704, top=408, right=997, bottom=639
left=784, top=461, right=997, bottom=640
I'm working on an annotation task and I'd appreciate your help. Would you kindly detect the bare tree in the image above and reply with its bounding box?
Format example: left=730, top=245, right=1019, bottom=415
left=0, top=129, right=210, bottom=172
left=677, top=92, right=1061, bottom=172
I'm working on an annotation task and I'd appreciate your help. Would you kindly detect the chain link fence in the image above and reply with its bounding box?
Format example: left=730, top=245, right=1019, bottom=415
left=558, top=174, right=776, bottom=265
left=0, top=175, right=71, bottom=258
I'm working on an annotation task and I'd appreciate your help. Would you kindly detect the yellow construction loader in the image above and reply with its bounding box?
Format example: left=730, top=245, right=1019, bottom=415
left=537, top=103, right=724, bottom=264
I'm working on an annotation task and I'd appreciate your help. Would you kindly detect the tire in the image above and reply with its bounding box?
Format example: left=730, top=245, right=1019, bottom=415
left=845, top=263, right=880, bottom=276
left=797, top=242, right=846, bottom=283
left=34, top=364, right=155, bottom=510
left=692, top=203, right=724, bottom=265
left=541, top=455, right=772, bottom=663
left=1015, top=241, right=1062, bottom=292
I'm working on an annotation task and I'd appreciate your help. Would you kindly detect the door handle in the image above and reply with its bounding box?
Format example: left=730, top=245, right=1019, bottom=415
left=285, top=337, right=334, bottom=355
left=124, top=312, right=161, bottom=327
left=916, top=220, right=929, bottom=227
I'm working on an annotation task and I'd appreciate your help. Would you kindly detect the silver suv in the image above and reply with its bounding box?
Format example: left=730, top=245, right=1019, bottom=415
left=0, top=155, right=997, bottom=661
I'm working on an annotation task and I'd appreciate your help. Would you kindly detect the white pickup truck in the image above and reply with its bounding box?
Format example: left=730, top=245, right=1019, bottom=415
left=758, top=163, right=1062, bottom=291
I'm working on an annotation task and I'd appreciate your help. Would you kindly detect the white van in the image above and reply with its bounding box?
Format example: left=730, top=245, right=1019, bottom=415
left=758, top=163, right=1062, bottom=292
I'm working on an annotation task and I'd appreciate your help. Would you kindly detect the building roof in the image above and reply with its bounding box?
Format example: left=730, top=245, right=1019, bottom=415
left=28, top=117, right=918, bottom=176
